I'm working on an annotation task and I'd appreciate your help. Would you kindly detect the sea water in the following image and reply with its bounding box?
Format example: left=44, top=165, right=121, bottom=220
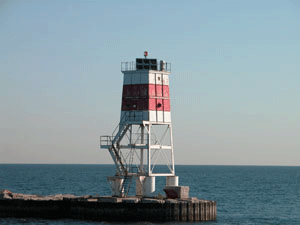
left=0, top=164, right=299, bottom=224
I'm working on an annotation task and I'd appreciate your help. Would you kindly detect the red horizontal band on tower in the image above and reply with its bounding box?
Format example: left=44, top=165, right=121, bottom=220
left=122, top=84, right=170, bottom=98
left=121, top=98, right=170, bottom=111
left=121, top=84, right=170, bottom=112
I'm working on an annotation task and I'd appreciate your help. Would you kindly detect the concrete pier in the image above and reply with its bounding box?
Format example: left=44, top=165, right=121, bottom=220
left=0, top=190, right=216, bottom=222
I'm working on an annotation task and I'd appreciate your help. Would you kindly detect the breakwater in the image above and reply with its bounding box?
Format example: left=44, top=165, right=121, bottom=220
left=0, top=191, right=216, bottom=222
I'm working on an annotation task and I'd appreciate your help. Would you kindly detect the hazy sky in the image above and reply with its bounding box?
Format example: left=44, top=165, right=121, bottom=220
left=1, top=0, right=300, bottom=165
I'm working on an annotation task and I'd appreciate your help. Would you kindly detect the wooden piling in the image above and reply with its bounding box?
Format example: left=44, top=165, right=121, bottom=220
left=194, top=202, right=200, bottom=221
left=200, top=201, right=204, bottom=221
left=187, top=202, right=193, bottom=222
left=180, top=202, right=187, bottom=221
left=173, top=202, right=180, bottom=221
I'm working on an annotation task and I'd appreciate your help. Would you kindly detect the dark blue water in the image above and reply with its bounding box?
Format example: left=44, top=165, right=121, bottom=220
left=0, top=164, right=299, bottom=224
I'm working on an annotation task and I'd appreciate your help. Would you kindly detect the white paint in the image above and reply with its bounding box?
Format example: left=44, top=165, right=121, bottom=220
left=108, top=177, right=124, bottom=197
left=121, top=111, right=151, bottom=123
left=143, top=111, right=149, bottom=121
left=164, top=112, right=171, bottom=123
left=166, top=176, right=179, bottom=186
left=157, top=111, right=163, bottom=122
left=162, top=74, right=169, bottom=85
left=140, top=71, right=149, bottom=84
left=148, top=73, right=156, bottom=84
left=132, top=72, right=141, bottom=84
left=123, top=73, right=132, bottom=85
left=149, top=111, right=156, bottom=122
left=122, top=111, right=171, bottom=123
left=124, top=71, right=170, bottom=85
left=155, top=73, right=163, bottom=85
left=143, top=176, right=155, bottom=197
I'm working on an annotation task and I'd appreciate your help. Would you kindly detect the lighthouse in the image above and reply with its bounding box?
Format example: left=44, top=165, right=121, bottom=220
left=100, top=52, right=178, bottom=197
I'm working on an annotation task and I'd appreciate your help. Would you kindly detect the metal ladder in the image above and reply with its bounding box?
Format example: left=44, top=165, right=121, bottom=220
left=108, top=123, right=130, bottom=176
left=101, top=112, right=137, bottom=197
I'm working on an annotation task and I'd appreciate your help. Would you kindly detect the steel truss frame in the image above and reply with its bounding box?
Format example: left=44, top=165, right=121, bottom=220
left=100, top=115, right=175, bottom=196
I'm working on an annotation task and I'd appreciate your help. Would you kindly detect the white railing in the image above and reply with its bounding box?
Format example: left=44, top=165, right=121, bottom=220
left=100, top=135, right=114, bottom=147
left=121, top=61, right=171, bottom=72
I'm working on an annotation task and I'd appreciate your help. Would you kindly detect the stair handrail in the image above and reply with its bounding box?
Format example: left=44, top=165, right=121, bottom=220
left=111, top=112, right=130, bottom=138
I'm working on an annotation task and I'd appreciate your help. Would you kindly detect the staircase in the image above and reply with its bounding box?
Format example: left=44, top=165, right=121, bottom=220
left=100, top=113, right=131, bottom=176
left=100, top=112, right=137, bottom=197
left=122, top=176, right=132, bottom=197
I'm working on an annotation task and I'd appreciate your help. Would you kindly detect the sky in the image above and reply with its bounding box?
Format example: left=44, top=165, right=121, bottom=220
left=1, top=0, right=300, bottom=166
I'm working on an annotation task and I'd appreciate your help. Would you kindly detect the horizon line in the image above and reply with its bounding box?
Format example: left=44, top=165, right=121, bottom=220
left=0, top=163, right=299, bottom=167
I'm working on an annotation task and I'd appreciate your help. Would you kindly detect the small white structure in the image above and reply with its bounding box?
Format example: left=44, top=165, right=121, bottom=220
left=101, top=52, right=178, bottom=197
left=166, top=176, right=179, bottom=186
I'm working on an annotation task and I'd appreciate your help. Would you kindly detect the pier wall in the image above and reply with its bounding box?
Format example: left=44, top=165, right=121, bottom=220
left=0, top=198, right=216, bottom=222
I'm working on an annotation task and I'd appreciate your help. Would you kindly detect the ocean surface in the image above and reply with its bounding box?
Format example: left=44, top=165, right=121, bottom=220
left=0, top=164, right=299, bottom=225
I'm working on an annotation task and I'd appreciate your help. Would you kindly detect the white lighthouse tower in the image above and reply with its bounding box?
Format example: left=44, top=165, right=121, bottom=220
left=100, top=52, right=178, bottom=197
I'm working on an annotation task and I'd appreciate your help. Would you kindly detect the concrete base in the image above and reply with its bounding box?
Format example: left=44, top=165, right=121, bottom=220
left=107, top=176, right=124, bottom=197
left=166, top=176, right=179, bottom=186
left=143, top=176, right=155, bottom=197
